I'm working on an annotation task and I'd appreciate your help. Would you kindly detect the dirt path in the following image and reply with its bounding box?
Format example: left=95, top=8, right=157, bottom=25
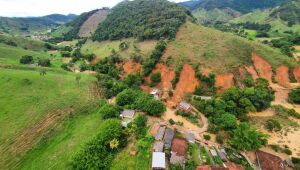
left=161, top=107, right=208, bottom=140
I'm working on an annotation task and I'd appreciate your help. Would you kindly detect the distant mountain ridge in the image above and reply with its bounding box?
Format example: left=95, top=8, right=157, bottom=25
left=0, top=14, right=77, bottom=35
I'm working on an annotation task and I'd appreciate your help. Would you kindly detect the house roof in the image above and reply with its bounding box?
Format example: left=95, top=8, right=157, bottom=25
left=170, top=152, right=185, bottom=165
left=121, top=110, right=135, bottom=118
left=163, top=128, right=175, bottom=149
left=210, top=149, right=218, bottom=157
left=171, top=137, right=188, bottom=156
left=257, top=150, right=285, bottom=170
left=150, top=88, right=161, bottom=95
left=152, top=152, right=166, bottom=168
left=153, top=141, right=164, bottom=152
left=217, top=150, right=227, bottom=160
left=224, top=162, right=245, bottom=170
left=197, top=165, right=212, bottom=170
left=185, top=132, right=195, bottom=142
left=179, top=101, right=191, bottom=110
left=155, top=126, right=166, bottom=141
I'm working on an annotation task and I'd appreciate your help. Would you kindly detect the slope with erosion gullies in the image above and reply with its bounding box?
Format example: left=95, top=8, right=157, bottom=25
left=92, top=0, right=189, bottom=41
left=144, top=21, right=300, bottom=101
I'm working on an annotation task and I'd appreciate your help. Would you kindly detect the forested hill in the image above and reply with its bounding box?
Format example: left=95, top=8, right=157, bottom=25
left=180, top=0, right=286, bottom=13
left=92, top=0, right=189, bottom=41
left=270, top=0, right=300, bottom=25
left=0, top=14, right=76, bottom=35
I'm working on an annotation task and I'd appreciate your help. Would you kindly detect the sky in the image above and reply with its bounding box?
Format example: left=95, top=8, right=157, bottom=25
left=0, top=0, right=186, bottom=17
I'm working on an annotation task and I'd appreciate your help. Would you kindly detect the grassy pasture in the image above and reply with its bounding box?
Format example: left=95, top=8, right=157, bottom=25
left=81, top=39, right=156, bottom=59
left=0, top=67, right=101, bottom=169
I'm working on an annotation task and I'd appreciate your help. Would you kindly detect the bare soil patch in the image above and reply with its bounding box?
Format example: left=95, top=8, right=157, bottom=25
left=275, top=66, right=291, bottom=88
left=252, top=52, right=272, bottom=82
left=200, top=68, right=212, bottom=76
left=122, top=60, right=142, bottom=75
left=245, top=65, right=259, bottom=80
left=152, top=63, right=175, bottom=90
left=172, top=64, right=199, bottom=103
left=215, top=73, right=234, bottom=93
left=294, top=67, right=300, bottom=83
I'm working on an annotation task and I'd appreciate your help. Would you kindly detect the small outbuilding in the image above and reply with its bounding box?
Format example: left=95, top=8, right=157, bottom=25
left=152, top=152, right=166, bottom=169
left=185, top=132, right=195, bottom=143
left=120, top=110, right=135, bottom=119
left=178, top=101, right=192, bottom=112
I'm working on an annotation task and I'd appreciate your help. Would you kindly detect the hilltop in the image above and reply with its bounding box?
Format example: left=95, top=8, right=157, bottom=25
left=92, top=0, right=189, bottom=41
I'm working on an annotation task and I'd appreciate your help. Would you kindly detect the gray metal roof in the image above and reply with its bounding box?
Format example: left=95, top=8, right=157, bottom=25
left=179, top=101, right=191, bottom=110
left=164, top=128, right=175, bottom=149
left=153, top=141, right=164, bottom=152
left=155, top=126, right=166, bottom=141
left=170, top=152, right=185, bottom=166
left=152, top=152, right=166, bottom=168
left=185, top=132, right=195, bottom=143
left=120, top=110, right=135, bottom=118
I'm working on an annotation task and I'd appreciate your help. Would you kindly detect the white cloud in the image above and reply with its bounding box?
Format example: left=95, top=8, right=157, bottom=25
left=0, top=0, right=186, bottom=17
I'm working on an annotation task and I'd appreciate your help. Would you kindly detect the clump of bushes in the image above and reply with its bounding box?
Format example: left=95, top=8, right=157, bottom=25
left=20, top=55, right=33, bottom=64
left=289, top=87, right=300, bottom=104
left=150, top=72, right=161, bottom=87
left=143, top=40, right=166, bottom=76
left=265, top=119, right=282, bottom=132
left=116, top=89, right=166, bottom=116
left=203, top=134, right=211, bottom=140
left=171, top=65, right=183, bottom=89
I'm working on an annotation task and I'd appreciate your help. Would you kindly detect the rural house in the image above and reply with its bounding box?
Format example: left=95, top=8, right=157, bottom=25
left=178, top=101, right=192, bottom=112
left=170, top=137, right=188, bottom=166
left=185, top=132, right=195, bottom=143
left=256, top=150, right=285, bottom=170
left=120, top=110, right=135, bottom=119
left=153, top=141, right=164, bottom=152
left=155, top=126, right=166, bottom=141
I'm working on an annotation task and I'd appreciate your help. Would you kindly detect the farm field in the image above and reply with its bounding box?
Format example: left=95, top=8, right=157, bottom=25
left=0, top=67, right=102, bottom=169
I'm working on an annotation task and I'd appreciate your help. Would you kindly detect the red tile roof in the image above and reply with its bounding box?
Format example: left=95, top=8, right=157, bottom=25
left=257, top=150, right=285, bottom=170
left=171, top=137, right=187, bottom=156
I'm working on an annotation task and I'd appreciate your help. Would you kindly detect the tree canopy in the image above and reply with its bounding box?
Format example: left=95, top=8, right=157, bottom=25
left=92, top=0, right=189, bottom=41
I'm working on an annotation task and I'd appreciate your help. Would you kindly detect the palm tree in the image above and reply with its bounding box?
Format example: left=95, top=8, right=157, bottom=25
left=109, top=138, right=119, bottom=149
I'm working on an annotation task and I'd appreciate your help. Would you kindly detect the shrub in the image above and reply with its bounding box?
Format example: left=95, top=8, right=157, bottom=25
left=203, top=134, right=211, bottom=140
left=283, top=148, right=292, bottom=155
left=168, top=90, right=173, bottom=97
left=216, top=134, right=223, bottom=144
left=265, top=119, right=282, bottom=132
left=61, top=63, right=70, bottom=71
left=20, top=55, right=33, bottom=64
left=289, top=87, right=300, bottom=104
left=98, top=104, right=119, bottom=119
left=150, top=72, right=161, bottom=86
left=169, top=119, right=175, bottom=125
left=61, top=51, right=71, bottom=57
left=38, top=58, right=51, bottom=67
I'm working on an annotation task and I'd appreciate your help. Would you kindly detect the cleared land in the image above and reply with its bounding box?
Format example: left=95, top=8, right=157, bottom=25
left=81, top=39, right=157, bottom=60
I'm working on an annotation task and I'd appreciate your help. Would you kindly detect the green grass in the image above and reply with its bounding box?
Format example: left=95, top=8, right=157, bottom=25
left=189, top=144, right=200, bottom=165
left=0, top=34, right=47, bottom=51
left=200, top=145, right=212, bottom=165
left=0, top=67, right=100, bottom=169
left=245, top=29, right=257, bottom=40
left=18, top=107, right=105, bottom=170
left=231, top=10, right=270, bottom=24
left=110, top=138, right=138, bottom=170
left=163, top=21, right=298, bottom=73
left=81, top=39, right=156, bottom=60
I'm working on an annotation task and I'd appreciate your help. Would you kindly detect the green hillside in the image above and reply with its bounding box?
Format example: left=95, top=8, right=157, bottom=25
left=0, top=34, right=47, bottom=51
left=180, top=0, right=285, bottom=13
left=92, top=0, right=189, bottom=41
left=0, top=67, right=103, bottom=169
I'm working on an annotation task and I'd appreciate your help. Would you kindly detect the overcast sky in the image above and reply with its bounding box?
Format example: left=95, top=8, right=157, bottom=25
left=0, top=0, right=186, bottom=17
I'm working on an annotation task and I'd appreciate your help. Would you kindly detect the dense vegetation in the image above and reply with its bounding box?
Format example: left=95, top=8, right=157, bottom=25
left=288, top=87, right=300, bottom=104
left=193, top=78, right=273, bottom=151
left=71, top=119, right=127, bottom=169
left=92, top=0, right=188, bottom=41
left=270, top=0, right=300, bottom=26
